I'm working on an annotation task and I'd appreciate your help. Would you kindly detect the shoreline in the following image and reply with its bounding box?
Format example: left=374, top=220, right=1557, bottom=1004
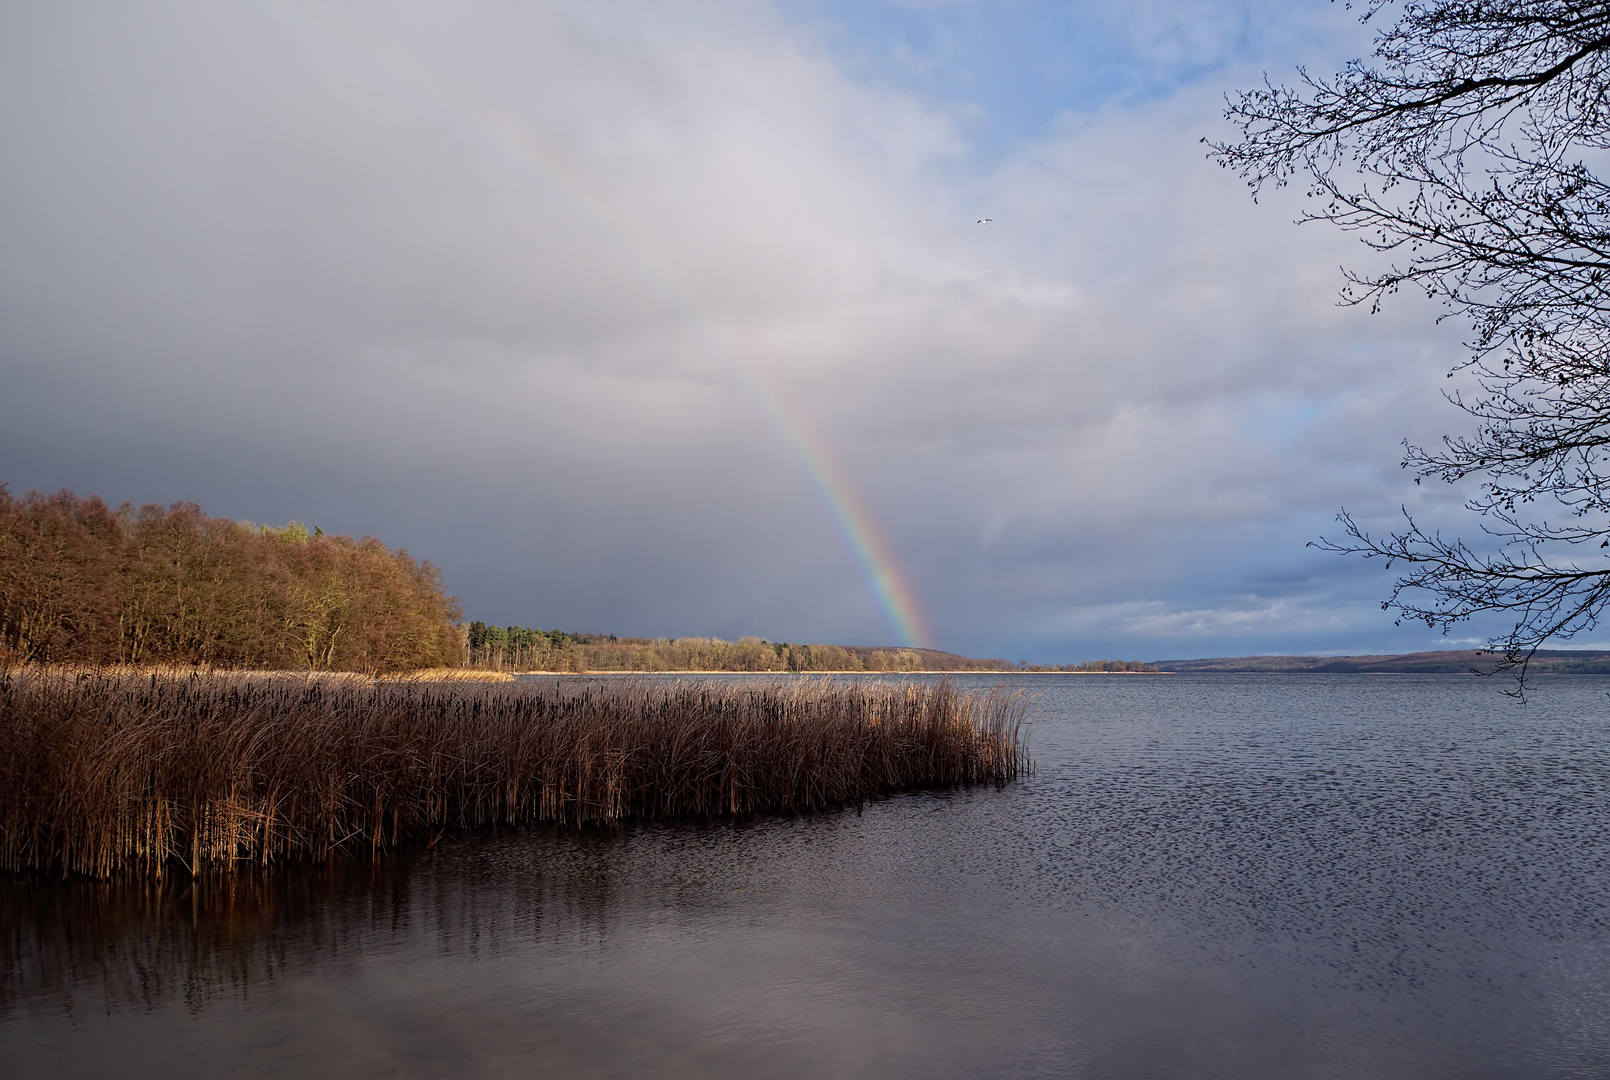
left=512, top=669, right=1176, bottom=676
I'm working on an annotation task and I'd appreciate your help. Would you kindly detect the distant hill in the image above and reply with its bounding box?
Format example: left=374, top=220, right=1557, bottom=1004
left=1153, top=649, right=1610, bottom=674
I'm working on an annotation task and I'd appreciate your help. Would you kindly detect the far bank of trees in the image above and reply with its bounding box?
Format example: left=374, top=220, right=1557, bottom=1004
left=464, top=629, right=1020, bottom=673
left=1022, top=660, right=1160, bottom=673
left=0, top=486, right=461, bottom=672
left=466, top=622, right=597, bottom=671
left=1, top=484, right=1151, bottom=678
left=463, top=633, right=1159, bottom=674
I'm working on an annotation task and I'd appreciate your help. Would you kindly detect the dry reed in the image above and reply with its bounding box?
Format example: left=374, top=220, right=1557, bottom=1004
left=389, top=668, right=515, bottom=682
left=0, top=667, right=1027, bottom=878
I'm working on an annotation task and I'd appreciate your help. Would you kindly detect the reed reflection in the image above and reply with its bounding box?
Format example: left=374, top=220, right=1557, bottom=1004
left=0, top=827, right=651, bottom=1017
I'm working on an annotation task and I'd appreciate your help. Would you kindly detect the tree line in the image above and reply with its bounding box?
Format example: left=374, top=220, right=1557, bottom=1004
left=1021, top=660, right=1160, bottom=673
left=0, top=486, right=461, bottom=671
left=466, top=622, right=601, bottom=671
left=461, top=632, right=1141, bottom=673
left=1, top=484, right=1152, bottom=676
left=464, top=631, right=966, bottom=673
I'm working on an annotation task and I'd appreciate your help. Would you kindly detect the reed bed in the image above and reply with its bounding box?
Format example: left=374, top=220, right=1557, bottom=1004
left=389, top=668, right=515, bottom=683
left=0, top=667, right=1027, bottom=879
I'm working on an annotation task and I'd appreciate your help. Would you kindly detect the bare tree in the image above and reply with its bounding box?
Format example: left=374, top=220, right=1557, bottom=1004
left=1210, top=0, right=1610, bottom=679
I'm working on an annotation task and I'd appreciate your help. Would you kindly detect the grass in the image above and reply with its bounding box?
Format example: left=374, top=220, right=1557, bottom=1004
left=0, top=666, right=1027, bottom=879
left=389, top=668, right=516, bottom=682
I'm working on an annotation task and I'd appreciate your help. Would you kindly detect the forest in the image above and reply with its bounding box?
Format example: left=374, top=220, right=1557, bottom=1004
left=3, top=484, right=1144, bottom=676
left=1022, top=660, right=1160, bottom=673
left=464, top=626, right=1019, bottom=673
left=0, top=486, right=462, bottom=672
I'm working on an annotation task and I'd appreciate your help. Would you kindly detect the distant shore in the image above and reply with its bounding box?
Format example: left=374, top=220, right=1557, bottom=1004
left=518, top=669, right=1175, bottom=676
left=1153, top=648, right=1610, bottom=675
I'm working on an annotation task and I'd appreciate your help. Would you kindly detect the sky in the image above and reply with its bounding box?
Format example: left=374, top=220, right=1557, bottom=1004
left=0, top=0, right=1518, bottom=662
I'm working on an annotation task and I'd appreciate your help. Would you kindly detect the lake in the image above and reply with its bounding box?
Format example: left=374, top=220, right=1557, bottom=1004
left=4, top=673, right=1609, bottom=1078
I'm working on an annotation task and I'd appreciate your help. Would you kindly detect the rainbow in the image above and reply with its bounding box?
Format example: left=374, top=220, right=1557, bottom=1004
left=718, top=356, right=933, bottom=650
left=245, top=1, right=934, bottom=648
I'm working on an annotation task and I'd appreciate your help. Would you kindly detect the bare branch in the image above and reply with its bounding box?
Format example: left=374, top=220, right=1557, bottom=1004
left=1216, top=2, right=1610, bottom=685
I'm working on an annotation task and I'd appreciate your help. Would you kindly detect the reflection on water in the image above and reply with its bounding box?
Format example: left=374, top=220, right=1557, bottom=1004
left=4, top=674, right=1610, bottom=1078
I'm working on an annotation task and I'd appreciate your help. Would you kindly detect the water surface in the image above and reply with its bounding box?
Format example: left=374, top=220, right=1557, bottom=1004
left=4, top=674, right=1609, bottom=1077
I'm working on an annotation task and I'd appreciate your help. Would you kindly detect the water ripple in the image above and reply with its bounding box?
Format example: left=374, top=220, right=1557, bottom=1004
left=3, top=673, right=1609, bottom=1079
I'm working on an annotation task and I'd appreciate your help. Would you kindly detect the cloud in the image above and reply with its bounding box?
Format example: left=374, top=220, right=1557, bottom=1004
left=0, top=0, right=1491, bottom=659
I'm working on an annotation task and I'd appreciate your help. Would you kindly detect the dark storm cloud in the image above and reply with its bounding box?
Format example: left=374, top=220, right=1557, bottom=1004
left=0, top=1, right=1488, bottom=659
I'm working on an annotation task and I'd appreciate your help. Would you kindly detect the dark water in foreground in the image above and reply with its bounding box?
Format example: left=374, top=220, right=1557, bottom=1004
left=4, top=673, right=1610, bottom=1078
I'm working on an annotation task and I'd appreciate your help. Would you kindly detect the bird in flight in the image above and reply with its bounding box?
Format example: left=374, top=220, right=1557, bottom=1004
left=976, top=217, right=993, bottom=224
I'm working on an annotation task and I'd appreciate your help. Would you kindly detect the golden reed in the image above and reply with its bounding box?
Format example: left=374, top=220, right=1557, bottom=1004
left=0, top=667, right=1027, bottom=878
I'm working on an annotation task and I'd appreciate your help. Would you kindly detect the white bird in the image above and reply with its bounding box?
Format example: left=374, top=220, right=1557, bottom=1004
left=976, top=217, right=993, bottom=224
